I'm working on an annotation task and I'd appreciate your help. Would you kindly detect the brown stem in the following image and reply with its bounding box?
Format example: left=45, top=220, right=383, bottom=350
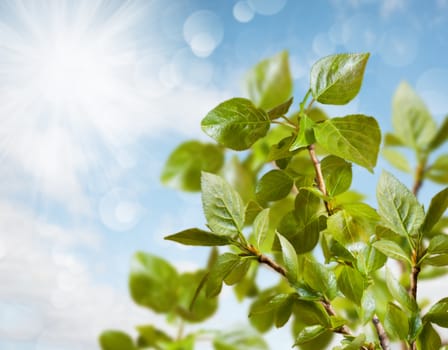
left=410, top=262, right=420, bottom=300
left=321, top=300, right=351, bottom=335
left=258, top=254, right=287, bottom=276
left=307, top=144, right=332, bottom=215
left=373, top=315, right=391, bottom=350
left=412, top=162, right=425, bottom=197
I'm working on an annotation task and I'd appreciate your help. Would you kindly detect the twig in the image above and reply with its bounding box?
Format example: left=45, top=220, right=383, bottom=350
left=373, top=315, right=391, bottom=350
left=307, top=144, right=332, bottom=215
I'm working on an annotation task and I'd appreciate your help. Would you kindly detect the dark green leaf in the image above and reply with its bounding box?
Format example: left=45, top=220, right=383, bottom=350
left=408, top=314, right=423, bottom=342
left=423, top=187, right=448, bottom=235
left=136, top=325, right=172, bottom=348
left=424, top=297, right=448, bottom=327
left=245, top=51, right=293, bottom=111
left=256, top=169, right=293, bottom=202
left=268, top=97, right=294, bottom=120
left=337, top=266, right=366, bottom=305
left=418, top=322, right=441, bottom=349
left=372, top=240, right=411, bottom=264
left=206, top=253, right=241, bottom=297
left=290, top=114, right=316, bottom=151
left=386, top=268, right=417, bottom=312
left=429, top=115, right=448, bottom=150
left=99, top=331, right=136, bottom=350
left=392, top=81, right=437, bottom=151
left=165, top=228, right=234, bottom=246
left=277, top=232, right=299, bottom=284
left=129, top=252, right=178, bottom=313
left=385, top=303, right=409, bottom=340
left=161, top=141, right=224, bottom=191
left=294, top=325, right=327, bottom=345
left=321, top=155, right=352, bottom=196
left=377, top=171, right=424, bottom=237
left=382, top=148, right=411, bottom=173
left=426, top=154, right=448, bottom=184
left=202, top=172, right=245, bottom=236
left=201, top=98, right=270, bottom=150
left=314, top=114, right=381, bottom=172
left=310, top=53, right=370, bottom=105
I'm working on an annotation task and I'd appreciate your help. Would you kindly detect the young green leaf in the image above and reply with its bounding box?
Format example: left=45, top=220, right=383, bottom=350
left=372, top=240, right=411, bottom=264
left=253, top=208, right=271, bottom=250
left=161, top=141, right=224, bottom=191
left=426, top=154, right=448, bottom=184
left=360, top=288, right=376, bottom=324
left=256, top=169, right=293, bottom=202
left=165, top=228, right=234, bottom=246
left=341, top=334, right=366, bottom=350
left=213, top=329, right=269, bottom=350
left=429, top=115, right=448, bottom=150
left=274, top=294, right=295, bottom=327
left=422, top=187, right=448, bottom=236
left=377, top=171, right=424, bottom=237
left=322, top=235, right=356, bottom=264
left=423, top=297, right=448, bottom=327
left=392, top=81, right=437, bottom=151
left=303, top=258, right=338, bottom=300
left=321, top=155, right=352, bottom=196
left=423, top=254, right=448, bottom=266
left=418, top=323, right=442, bottom=350
left=267, top=97, right=294, bottom=120
left=224, top=258, right=251, bottom=285
left=206, top=253, right=242, bottom=297
left=314, top=114, right=381, bottom=172
left=277, top=232, right=299, bottom=284
left=100, top=331, right=137, bottom=350
left=201, top=98, right=270, bottom=150
left=129, top=252, right=178, bottom=313
left=427, top=234, right=448, bottom=255
left=356, top=244, right=387, bottom=275
left=290, top=114, right=316, bottom=151
left=310, top=52, right=370, bottom=105
left=386, top=268, right=418, bottom=312
left=337, top=266, right=366, bottom=305
left=202, top=172, right=245, bottom=236
left=294, top=325, right=327, bottom=345
left=136, top=325, right=172, bottom=348
left=385, top=303, right=409, bottom=340
left=382, top=148, right=411, bottom=173
left=245, top=51, right=293, bottom=111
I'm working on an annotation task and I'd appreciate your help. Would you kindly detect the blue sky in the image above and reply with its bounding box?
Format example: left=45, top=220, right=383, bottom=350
left=0, top=0, right=447, bottom=349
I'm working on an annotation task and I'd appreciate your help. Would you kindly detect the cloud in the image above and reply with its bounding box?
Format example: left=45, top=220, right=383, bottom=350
left=380, top=0, right=407, bottom=18
left=0, top=200, right=168, bottom=349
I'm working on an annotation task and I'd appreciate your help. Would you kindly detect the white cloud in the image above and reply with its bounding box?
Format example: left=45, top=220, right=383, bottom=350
left=0, top=200, right=168, bottom=349
left=380, top=0, right=407, bottom=18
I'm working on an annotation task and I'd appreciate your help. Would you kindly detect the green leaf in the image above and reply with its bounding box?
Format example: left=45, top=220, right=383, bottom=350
left=100, top=331, right=137, bottom=350
left=392, top=81, right=437, bottom=151
left=424, top=297, right=448, bottom=327
left=341, top=334, right=366, bottom=350
left=275, top=294, right=295, bottom=327
left=386, top=268, right=418, bottom=312
left=427, top=154, right=448, bottom=184
left=423, top=188, right=448, bottom=234
left=321, top=155, right=352, bottom=196
left=322, top=234, right=355, bottom=264
left=206, top=253, right=242, bottom=297
left=136, top=325, right=172, bottom=348
left=256, top=169, right=293, bottom=202
left=314, top=114, right=381, bottom=172
left=424, top=254, right=448, bottom=266
left=245, top=51, right=293, bottom=111
left=167, top=335, right=195, bottom=350
left=360, top=288, right=376, bottom=324
left=382, top=148, right=411, bottom=173
left=385, top=303, right=409, bottom=340
left=202, top=172, right=245, bottom=236
left=294, top=325, right=327, bottom=345
left=253, top=208, right=272, bottom=250
left=418, top=322, right=441, bottom=350
left=129, top=252, right=178, bottom=313
left=268, top=97, right=294, bottom=120
left=277, top=232, right=299, bottom=284
left=372, top=240, right=411, bottom=264
left=201, top=98, right=270, bottom=151
left=384, top=132, right=405, bottom=146
left=224, top=258, right=251, bottom=285
left=307, top=107, right=328, bottom=122
left=303, top=258, right=337, bottom=300
left=310, top=52, right=370, bottom=105
left=161, top=141, right=224, bottom=191
left=428, top=234, right=448, bottom=255
left=165, top=228, right=234, bottom=246
left=429, top=115, right=448, bottom=150
left=290, top=114, right=316, bottom=151
left=213, top=329, right=269, bottom=350
left=376, top=171, right=424, bottom=237
left=337, top=266, right=366, bottom=305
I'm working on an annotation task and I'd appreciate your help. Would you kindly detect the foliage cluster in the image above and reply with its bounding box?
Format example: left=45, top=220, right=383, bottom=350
left=100, top=51, right=448, bottom=350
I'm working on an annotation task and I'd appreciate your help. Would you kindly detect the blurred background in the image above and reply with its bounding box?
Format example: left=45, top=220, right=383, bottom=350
left=0, top=0, right=447, bottom=349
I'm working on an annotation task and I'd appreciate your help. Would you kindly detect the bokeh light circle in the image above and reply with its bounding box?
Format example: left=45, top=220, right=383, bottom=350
left=233, top=1, right=255, bottom=23
left=170, top=48, right=214, bottom=89
left=312, top=32, right=335, bottom=57
left=183, top=10, right=223, bottom=57
left=341, top=14, right=381, bottom=53
left=379, top=27, right=418, bottom=67
left=99, top=188, right=143, bottom=232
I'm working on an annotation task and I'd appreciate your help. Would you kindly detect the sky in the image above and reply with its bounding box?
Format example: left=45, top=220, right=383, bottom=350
left=0, top=0, right=447, bottom=349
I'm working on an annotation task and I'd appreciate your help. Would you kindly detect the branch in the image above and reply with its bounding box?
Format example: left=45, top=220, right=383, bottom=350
left=373, top=315, right=391, bottom=350
left=307, top=144, right=332, bottom=215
